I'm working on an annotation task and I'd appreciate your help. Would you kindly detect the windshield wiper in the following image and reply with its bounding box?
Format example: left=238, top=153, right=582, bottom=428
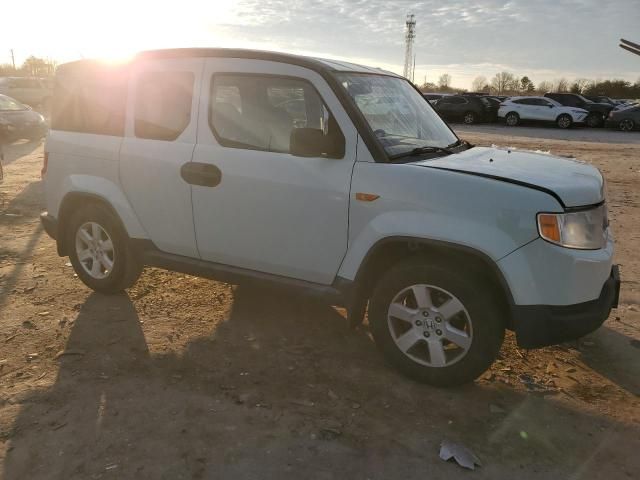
left=389, top=145, right=454, bottom=162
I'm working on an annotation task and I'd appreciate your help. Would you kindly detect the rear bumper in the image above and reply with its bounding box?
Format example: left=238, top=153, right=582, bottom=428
left=40, top=211, right=58, bottom=240
left=513, top=265, right=620, bottom=348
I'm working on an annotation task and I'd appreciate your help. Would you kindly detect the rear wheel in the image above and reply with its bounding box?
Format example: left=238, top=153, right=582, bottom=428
left=619, top=119, right=635, bottom=132
left=586, top=113, right=602, bottom=128
left=368, top=258, right=505, bottom=387
left=67, top=204, right=143, bottom=293
left=505, top=112, right=520, bottom=126
left=463, top=111, right=476, bottom=124
left=556, top=114, right=573, bottom=129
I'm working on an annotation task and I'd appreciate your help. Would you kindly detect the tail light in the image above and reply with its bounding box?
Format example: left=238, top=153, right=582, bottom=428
left=41, top=151, right=48, bottom=178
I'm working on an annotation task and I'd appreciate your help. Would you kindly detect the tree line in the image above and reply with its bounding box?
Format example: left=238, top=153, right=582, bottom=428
left=0, top=56, right=58, bottom=77
left=420, top=72, right=640, bottom=98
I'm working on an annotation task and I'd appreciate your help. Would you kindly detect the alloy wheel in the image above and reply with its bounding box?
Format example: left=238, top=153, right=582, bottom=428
left=387, top=284, right=473, bottom=367
left=506, top=114, right=518, bottom=126
left=463, top=113, right=475, bottom=124
left=620, top=119, right=634, bottom=132
left=75, top=221, right=115, bottom=280
left=558, top=115, right=571, bottom=129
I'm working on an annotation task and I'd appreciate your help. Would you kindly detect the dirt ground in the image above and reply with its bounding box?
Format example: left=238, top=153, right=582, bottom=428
left=0, top=130, right=639, bottom=479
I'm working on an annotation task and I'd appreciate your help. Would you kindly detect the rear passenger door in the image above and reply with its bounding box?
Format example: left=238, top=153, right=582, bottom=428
left=190, top=59, right=358, bottom=284
left=119, top=58, right=203, bottom=258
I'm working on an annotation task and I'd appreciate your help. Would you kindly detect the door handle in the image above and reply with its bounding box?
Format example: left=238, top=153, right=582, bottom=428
left=180, top=162, right=222, bottom=187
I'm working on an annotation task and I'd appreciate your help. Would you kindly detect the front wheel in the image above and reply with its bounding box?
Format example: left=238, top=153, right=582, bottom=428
left=368, top=259, right=505, bottom=387
left=67, top=204, right=143, bottom=294
left=556, top=114, right=572, bottom=129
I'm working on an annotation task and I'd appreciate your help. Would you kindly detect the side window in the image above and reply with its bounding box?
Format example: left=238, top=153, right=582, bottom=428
left=451, top=97, right=467, bottom=104
left=134, top=71, right=194, bottom=141
left=209, top=74, right=344, bottom=158
left=51, top=68, right=128, bottom=136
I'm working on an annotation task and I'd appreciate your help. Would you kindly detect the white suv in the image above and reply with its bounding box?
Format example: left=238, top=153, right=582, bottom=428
left=40, top=49, right=620, bottom=386
left=499, top=96, right=589, bottom=128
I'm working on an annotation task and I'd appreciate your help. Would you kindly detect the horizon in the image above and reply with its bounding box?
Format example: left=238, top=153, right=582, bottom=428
left=2, top=0, right=639, bottom=90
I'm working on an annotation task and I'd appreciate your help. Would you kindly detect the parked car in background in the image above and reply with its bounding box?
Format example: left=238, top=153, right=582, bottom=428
left=40, top=48, right=619, bottom=387
left=433, top=95, right=497, bottom=124
left=605, top=103, right=640, bottom=131
left=481, top=96, right=502, bottom=110
left=585, top=95, right=617, bottom=106
left=0, top=77, right=53, bottom=111
left=0, top=94, right=48, bottom=141
left=499, top=96, right=588, bottom=129
left=544, top=93, right=613, bottom=127
left=422, top=93, right=449, bottom=104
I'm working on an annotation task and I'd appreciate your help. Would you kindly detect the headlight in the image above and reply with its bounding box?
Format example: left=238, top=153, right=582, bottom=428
left=537, top=205, right=608, bottom=249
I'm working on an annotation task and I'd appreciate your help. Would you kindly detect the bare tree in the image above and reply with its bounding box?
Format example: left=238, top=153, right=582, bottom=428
left=552, top=78, right=569, bottom=92
left=537, top=80, right=553, bottom=93
left=570, top=78, right=591, bottom=94
left=471, top=75, right=488, bottom=92
left=438, top=73, right=452, bottom=91
left=20, top=56, right=57, bottom=76
left=490, top=72, right=517, bottom=95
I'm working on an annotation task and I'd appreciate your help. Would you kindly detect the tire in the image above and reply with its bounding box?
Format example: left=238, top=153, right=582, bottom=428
left=585, top=113, right=602, bottom=128
left=505, top=112, right=520, bottom=126
left=462, top=111, right=476, bottom=124
left=67, top=203, right=143, bottom=293
left=369, top=258, right=505, bottom=387
left=619, top=119, right=635, bottom=132
left=556, top=114, right=572, bottom=129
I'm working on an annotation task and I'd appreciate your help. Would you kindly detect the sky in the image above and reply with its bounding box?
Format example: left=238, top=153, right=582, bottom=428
left=2, top=0, right=639, bottom=89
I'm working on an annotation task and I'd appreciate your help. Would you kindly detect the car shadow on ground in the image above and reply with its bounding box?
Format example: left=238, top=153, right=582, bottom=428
left=581, top=325, right=640, bottom=396
left=0, top=139, right=43, bottom=168
left=0, top=180, right=44, bottom=311
left=2, top=285, right=640, bottom=479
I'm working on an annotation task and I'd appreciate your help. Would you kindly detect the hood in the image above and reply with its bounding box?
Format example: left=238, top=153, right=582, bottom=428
left=413, top=146, right=604, bottom=208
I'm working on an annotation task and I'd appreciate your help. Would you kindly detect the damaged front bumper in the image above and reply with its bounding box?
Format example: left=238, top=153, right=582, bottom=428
left=512, top=265, right=620, bottom=348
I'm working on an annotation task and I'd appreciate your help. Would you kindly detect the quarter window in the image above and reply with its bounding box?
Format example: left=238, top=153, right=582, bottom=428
left=209, top=74, right=344, bottom=157
left=134, top=71, right=194, bottom=141
left=51, top=66, right=128, bottom=135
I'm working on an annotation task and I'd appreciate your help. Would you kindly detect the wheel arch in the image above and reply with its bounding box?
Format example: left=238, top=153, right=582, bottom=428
left=556, top=112, right=573, bottom=122
left=349, top=236, right=515, bottom=328
left=56, top=192, right=131, bottom=256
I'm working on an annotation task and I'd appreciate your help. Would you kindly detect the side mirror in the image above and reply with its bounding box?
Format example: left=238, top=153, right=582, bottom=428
left=290, top=128, right=343, bottom=158
left=548, top=104, right=554, bottom=108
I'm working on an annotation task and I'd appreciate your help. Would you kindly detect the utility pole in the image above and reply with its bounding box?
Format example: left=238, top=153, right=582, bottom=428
left=10, top=49, right=15, bottom=70
left=403, top=14, right=416, bottom=81
left=412, top=53, right=416, bottom=84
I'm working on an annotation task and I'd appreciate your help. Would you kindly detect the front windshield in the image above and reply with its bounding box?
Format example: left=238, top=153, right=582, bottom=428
left=334, top=73, right=458, bottom=158
left=0, top=95, right=26, bottom=111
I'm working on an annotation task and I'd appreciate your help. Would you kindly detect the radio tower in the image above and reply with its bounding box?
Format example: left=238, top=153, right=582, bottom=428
left=403, top=14, right=416, bottom=82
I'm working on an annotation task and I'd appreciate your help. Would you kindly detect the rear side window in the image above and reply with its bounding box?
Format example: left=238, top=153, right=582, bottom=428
left=134, top=71, right=194, bottom=141
left=51, top=66, right=128, bottom=136
left=209, top=74, right=344, bottom=157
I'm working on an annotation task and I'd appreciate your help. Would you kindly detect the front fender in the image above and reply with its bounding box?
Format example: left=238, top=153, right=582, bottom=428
left=338, top=162, right=562, bottom=281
